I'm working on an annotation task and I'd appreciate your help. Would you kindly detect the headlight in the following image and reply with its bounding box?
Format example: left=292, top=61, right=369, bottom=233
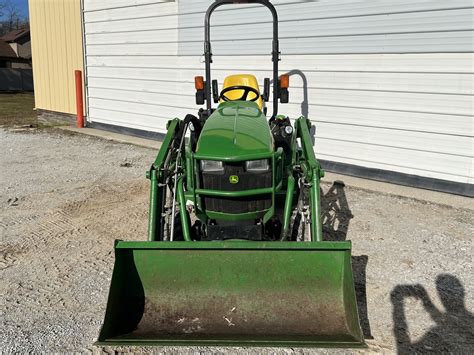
left=200, top=160, right=224, bottom=172
left=245, top=159, right=270, bottom=172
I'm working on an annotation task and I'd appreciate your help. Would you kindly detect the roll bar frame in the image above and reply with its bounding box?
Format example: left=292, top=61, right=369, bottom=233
left=204, top=0, right=280, bottom=118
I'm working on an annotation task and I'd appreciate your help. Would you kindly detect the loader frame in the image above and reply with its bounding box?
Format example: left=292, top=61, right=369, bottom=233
left=146, top=116, right=324, bottom=242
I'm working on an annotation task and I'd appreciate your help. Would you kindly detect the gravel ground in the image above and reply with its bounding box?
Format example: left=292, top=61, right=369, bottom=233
left=1, top=128, right=473, bottom=354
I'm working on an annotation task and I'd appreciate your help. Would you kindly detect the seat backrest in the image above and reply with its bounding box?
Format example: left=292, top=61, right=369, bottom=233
left=221, top=74, right=263, bottom=110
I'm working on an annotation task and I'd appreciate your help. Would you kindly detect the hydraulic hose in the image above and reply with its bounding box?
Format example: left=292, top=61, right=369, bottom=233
left=281, top=174, right=295, bottom=240
left=177, top=177, right=192, bottom=241
left=310, top=171, right=323, bottom=242
left=147, top=168, right=158, bottom=241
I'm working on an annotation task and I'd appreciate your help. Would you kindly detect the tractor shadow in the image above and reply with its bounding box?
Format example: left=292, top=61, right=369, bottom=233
left=391, top=275, right=474, bottom=354
left=321, top=180, right=352, bottom=242
left=352, top=255, right=373, bottom=340
left=321, top=180, right=373, bottom=339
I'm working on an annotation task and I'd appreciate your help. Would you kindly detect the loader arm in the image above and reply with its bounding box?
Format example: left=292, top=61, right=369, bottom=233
left=146, top=118, right=181, bottom=242
left=295, top=116, right=325, bottom=241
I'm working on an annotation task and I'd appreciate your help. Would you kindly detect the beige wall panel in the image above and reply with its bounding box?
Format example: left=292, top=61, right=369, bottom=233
left=29, top=0, right=84, bottom=114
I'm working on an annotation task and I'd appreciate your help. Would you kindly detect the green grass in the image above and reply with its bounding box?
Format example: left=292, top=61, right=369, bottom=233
left=0, top=92, right=37, bottom=127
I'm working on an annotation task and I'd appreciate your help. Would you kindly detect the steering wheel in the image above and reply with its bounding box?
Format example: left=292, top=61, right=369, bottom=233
left=219, top=85, right=260, bottom=102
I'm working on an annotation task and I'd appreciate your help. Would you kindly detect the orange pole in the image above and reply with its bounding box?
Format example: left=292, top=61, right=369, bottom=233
left=75, top=70, right=84, bottom=128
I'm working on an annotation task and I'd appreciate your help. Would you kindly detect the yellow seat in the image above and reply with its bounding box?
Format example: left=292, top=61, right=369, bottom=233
left=221, top=74, right=263, bottom=110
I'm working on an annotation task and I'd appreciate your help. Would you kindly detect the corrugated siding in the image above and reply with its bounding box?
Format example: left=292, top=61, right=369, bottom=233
left=83, top=0, right=179, bottom=131
left=83, top=0, right=474, bottom=184
left=29, top=0, right=84, bottom=114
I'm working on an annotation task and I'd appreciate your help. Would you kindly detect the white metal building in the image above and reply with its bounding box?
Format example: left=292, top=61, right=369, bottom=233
left=81, top=0, right=474, bottom=195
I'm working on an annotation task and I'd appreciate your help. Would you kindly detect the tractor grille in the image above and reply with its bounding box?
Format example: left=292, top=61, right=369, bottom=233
left=200, top=162, right=272, bottom=214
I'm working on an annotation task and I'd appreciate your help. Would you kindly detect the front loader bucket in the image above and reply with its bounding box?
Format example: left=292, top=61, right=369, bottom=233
left=96, top=241, right=365, bottom=348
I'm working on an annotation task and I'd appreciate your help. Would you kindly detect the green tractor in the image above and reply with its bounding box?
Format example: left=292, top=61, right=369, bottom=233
left=97, top=0, right=365, bottom=348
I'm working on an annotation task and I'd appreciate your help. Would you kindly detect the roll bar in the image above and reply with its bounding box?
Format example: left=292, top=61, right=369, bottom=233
left=204, top=0, right=280, bottom=118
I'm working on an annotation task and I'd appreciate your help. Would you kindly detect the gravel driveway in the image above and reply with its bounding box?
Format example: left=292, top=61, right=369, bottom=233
left=1, top=128, right=473, bottom=353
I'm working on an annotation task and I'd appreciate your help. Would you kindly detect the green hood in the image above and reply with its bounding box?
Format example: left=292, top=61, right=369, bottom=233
left=195, top=101, right=273, bottom=160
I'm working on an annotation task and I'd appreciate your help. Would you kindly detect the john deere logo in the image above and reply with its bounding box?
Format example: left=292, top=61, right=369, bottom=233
left=229, top=175, right=239, bottom=184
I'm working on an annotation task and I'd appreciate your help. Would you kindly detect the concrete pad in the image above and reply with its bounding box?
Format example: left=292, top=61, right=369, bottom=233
left=57, top=125, right=473, bottom=210
left=58, top=126, right=162, bottom=150
left=322, top=172, right=473, bottom=211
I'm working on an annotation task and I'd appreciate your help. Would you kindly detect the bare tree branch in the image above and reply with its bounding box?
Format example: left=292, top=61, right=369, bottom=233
left=0, top=0, right=8, bottom=18
left=0, top=0, right=29, bottom=35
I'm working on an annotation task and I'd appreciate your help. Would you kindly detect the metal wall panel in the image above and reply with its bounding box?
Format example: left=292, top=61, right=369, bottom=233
left=83, top=0, right=178, bottom=132
left=83, top=0, right=474, bottom=184
left=177, top=1, right=474, bottom=55
left=29, top=0, right=84, bottom=114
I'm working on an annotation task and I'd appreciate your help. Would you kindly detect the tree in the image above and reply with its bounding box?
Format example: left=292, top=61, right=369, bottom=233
left=0, top=0, right=28, bottom=36
left=0, top=0, right=7, bottom=18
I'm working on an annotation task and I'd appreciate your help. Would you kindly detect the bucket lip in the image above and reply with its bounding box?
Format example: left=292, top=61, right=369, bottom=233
left=93, top=338, right=367, bottom=348
left=114, top=240, right=352, bottom=251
